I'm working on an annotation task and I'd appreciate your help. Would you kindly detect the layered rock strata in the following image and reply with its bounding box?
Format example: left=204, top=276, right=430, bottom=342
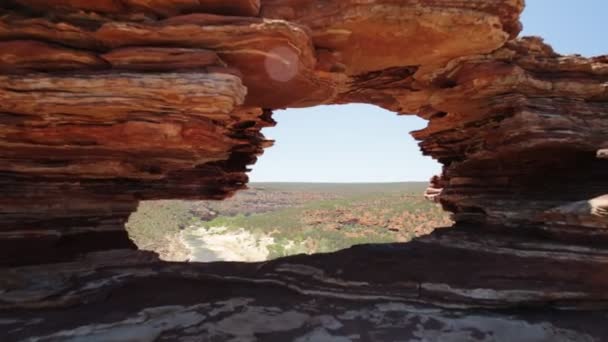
left=4, top=227, right=608, bottom=340
left=0, top=0, right=607, bottom=339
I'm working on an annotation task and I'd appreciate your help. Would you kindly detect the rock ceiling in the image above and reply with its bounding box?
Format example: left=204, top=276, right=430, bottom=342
left=1, top=0, right=607, bottom=340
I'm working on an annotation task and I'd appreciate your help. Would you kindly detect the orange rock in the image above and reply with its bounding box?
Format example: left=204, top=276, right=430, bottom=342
left=0, top=40, right=107, bottom=71
left=15, top=0, right=261, bottom=17
left=0, top=1, right=607, bottom=321
left=101, top=47, right=222, bottom=70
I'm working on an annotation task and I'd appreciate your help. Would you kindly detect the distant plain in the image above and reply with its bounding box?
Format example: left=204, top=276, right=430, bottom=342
left=127, top=182, right=452, bottom=261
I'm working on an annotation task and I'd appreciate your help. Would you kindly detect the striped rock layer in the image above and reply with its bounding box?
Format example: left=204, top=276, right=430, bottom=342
left=1, top=1, right=607, bottom=340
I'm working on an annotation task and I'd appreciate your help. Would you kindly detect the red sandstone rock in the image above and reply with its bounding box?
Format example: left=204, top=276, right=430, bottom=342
left=424, top=175, right=444, bottom=203
left=15, top=0, right=261, bottom=17
left=101, top=47, right=222, bottom=70
left=0, top=40, right=107, bottom=71
left=0, top=0, right=607, bottom=338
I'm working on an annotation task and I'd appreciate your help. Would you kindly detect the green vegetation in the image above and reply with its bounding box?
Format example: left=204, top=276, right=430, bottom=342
left=126, top=183, right=452, bottom=260
left=126, top=200, right=198, bottom=257
left=200, top=188, right=450, bottom=259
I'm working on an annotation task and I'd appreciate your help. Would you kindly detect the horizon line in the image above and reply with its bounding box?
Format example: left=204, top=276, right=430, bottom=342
left=249, top=180, right=429, bottom=184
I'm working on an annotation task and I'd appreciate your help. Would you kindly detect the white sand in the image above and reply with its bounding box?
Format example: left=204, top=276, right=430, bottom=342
left=183, top=226, right=275, bottom=262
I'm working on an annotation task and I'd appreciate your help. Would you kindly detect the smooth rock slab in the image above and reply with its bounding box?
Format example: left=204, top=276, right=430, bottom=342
left=3, top=294, right=606, bottom=341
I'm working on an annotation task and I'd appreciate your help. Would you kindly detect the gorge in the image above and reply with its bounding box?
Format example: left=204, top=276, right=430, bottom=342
left=1, top=0, right=607, bottom=340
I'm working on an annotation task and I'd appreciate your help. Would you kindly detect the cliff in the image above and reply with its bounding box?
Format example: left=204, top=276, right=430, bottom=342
left=1, top=0, right=607, bottom=340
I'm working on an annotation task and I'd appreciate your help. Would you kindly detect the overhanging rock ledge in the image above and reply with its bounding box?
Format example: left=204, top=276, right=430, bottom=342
left=1, top=0, right=607, bottom=340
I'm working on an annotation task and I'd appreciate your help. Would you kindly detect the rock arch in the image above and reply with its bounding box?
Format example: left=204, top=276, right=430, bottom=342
left=1, top=0, right=608, bottom=339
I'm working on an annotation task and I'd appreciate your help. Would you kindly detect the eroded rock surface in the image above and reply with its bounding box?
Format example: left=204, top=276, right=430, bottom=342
left=0, top=0, right=607, bottom=339
left=3, top=229, right=608, bottom=340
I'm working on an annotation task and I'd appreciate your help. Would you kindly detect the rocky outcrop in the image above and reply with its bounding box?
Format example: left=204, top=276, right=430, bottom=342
left=4, top=227, right=608, bottom=340
left=1, top=0, right=607, bottom=339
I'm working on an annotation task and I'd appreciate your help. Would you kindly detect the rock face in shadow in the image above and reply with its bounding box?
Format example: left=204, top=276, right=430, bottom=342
left=3, top=227, right=608, bottom=340
left=0, top=0, right=607, bottom=338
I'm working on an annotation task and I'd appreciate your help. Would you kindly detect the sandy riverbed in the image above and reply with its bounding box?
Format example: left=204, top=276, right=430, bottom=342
left=181, top=226, right=276, bottom=262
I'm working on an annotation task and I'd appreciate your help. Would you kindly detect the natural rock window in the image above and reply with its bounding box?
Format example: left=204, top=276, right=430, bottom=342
left=126, top=105, right=452, bottom=262
left=2, top=1, right=608, bottom=340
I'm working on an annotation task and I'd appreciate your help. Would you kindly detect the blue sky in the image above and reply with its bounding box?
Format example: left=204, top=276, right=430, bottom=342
left=249, top=1, right=607, bottom=183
